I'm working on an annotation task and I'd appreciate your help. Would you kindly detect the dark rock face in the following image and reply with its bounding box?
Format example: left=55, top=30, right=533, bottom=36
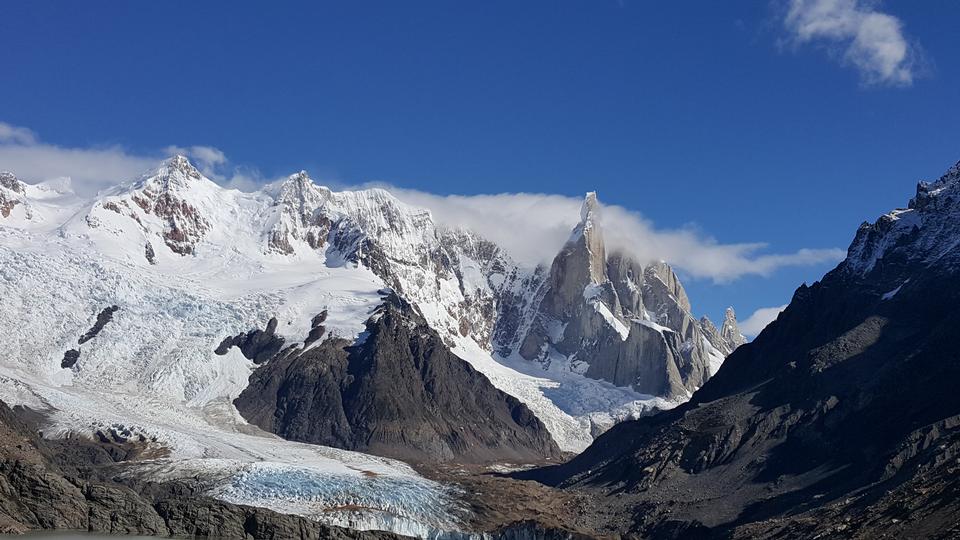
left=60, top=349, right=80, bottom=369
left=215, top=316, right=286, bottom=364
left=519, top=164, right=960, bottom=538
left=306, top=309, right=328, bottom=344
left=78, top=305, right=120, bottom=345
left=235, top=296, right=562, bottom=464
left=144, top=241, right=157, bottom=264
left=0, top=172, right=25, bottom=219
left=61, top=306, right=121, bottom=369
left=0, top=399, right=405, bottom=539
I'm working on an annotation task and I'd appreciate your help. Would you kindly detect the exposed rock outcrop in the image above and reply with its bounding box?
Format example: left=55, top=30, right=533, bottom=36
left=60, top=349, right=80, bottom=369
left=215, top=316, right=286, bottom=364
left=701, top=307, right=747, bottom=357
left=719, top=307, right=746, bottom=351
left=235, top=294, right=562, bottom=464
left=78, top=305, right=120, bottom=345
left=0, top=172, right=24, bottom=218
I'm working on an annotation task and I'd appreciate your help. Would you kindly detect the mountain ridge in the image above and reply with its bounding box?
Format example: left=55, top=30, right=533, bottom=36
left=517, top=159, right=960, bottom=539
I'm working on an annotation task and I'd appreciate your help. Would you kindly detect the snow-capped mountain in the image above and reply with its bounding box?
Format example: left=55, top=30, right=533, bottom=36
left=0, top=156, right=744, bottom=535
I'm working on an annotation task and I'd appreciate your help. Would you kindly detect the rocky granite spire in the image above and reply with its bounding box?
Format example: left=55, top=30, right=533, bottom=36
left=513, top=192, right=723, bottom=398
left=720, top=307, right=747, bottom=351
left=538, top=192, right=609, bottom=320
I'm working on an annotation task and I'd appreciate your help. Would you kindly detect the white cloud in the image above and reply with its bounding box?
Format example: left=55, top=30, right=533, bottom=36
left=1, top=120, right=846, bottom=284
left=0, top=122, right=37, bottom=145
left=0, top=135, right=156, bottom=196
left=163, top=144, right=260, bottom=190
left=781, top=0, right=920, bottom=86
left=165, top=145, right=227, bottom=173
left=380, top=186, right=846, bottom=283
left=0, top=121, right=262, bottom=196
left=739, top=304, right=788, bottom=337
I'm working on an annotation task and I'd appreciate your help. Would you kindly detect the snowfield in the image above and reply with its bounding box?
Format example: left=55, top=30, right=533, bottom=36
left=0, top=225, right=463, bottom=536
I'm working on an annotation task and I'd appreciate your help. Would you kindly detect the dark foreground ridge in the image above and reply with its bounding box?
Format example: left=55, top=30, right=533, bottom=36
left=235, top=293, right=563, bottom=464
left=517, top=162, right=960, bottom=539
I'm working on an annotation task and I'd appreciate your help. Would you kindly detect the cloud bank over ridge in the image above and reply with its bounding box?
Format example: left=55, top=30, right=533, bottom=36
left=0, top=120, right=845, bottom=284
left=381, top=186, right=845, bottom=283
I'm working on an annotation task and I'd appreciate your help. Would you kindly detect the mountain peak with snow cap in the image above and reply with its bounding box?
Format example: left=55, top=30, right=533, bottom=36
left=845, top=159, right=960, bottom=279
left=142, top=154, right=209, bottom=192
left=83, top=155, right=221, bottom=257
left=266, top=170, right=334, bottom=254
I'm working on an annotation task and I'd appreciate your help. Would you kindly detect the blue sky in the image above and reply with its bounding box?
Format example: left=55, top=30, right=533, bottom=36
left=1, top=1, right=958, bottom=333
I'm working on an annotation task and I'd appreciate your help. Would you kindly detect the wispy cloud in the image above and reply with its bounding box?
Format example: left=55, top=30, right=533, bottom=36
left=0, top=121, right=262, bottom=196
left=780, top=0, right=921, bottom=86
left=739, top=304, right=788, bottom=337
left=379, top=187, right=846, bottom=283
left=0, top=123, right=38, bottom=145
left=0, top=132, right=157, bottom=196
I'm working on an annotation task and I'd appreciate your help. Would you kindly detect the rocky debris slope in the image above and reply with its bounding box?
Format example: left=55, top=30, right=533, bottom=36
left=508, top=193, right=742, bottom=398
left=519, top=161, right=960, bottom=539
left=235, top=293, right=562, bottom=464
left=0, top=399, right=404, bottom=539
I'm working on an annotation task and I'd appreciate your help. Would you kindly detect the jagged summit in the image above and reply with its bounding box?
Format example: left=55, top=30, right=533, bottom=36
left=166, top=153, right=194, bottom=170
left=266, top=171, right=333, bottom=254
left=138, top=154, right=212, bottom=192
left=720, top=306, right=746, bottom=350
left=85, top=155, right=221, bottom=256
left=0, top=171, right=25, bottom=195
left=580, top=191, right=599, bottom=222
left=844, top=159, right=960, bottom=279
left=916, top=159, right=960, bottom=195
left=513, top=191, right=740, bottom=397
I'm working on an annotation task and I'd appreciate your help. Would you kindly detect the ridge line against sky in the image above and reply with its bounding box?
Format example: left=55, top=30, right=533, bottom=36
left=1, top=0, right=957, bottom=336
left=0, top=119, right=844, bottom=284
left=0, top=117, right=843, bottom=335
